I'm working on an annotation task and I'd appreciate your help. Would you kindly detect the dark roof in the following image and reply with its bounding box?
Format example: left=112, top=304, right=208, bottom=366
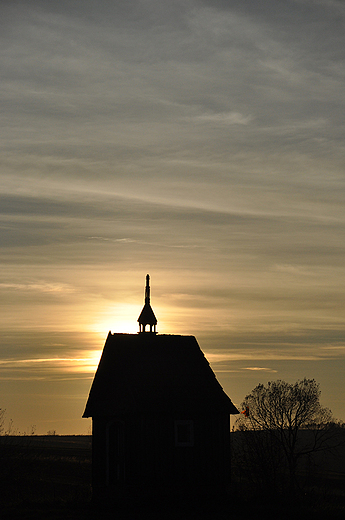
left=83, top=333, right=239, bottom=417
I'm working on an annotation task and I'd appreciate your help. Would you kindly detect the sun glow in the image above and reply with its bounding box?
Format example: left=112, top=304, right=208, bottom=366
left=90, top=304, right=141, bottom=336
left=0, top=350, right=103, bottom=376
left=72, top=350, right=102, bottom=373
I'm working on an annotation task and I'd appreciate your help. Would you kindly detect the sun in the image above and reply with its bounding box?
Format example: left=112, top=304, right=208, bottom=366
left=108, top=320, right=139, bottom=334
left=90, top=304, right=141, bottom=336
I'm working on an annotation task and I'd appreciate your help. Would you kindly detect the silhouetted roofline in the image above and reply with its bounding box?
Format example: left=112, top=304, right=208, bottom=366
left=83, top=333, right=239, bottom=417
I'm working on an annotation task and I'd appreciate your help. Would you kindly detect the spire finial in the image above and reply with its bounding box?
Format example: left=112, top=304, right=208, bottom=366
left=145, top=274, right=150, bottom=304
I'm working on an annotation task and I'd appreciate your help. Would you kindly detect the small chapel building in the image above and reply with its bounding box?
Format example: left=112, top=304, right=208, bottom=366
left=83, top=275, right=238, bottom=497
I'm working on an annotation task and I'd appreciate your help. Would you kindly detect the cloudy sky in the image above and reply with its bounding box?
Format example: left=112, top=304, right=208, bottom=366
left=1, top=0, right=344, bottom=434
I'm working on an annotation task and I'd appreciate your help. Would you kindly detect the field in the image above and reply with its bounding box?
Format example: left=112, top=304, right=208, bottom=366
left=0, top=435, right=92, bottom=519
left=1, top=434, right=344, bottom=519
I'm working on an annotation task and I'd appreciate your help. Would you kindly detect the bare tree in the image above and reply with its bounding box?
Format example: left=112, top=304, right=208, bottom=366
left=233, top=379, right=343, bottom=495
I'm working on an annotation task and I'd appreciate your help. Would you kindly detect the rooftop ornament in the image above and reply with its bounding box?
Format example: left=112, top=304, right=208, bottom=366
left=137, top=274, right=157, bottom=333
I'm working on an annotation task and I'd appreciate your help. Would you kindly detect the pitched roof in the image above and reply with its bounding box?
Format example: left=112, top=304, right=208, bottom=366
left=83, top=333, right=238, bottom=417
left=137, top=302, right=157, bottom=326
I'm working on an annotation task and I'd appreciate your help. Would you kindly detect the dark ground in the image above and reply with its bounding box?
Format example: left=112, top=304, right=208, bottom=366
left=1, top=435, right=344, bottom=520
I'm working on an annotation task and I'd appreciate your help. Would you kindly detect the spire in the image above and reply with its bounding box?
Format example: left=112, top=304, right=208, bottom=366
left=144, top=273, right=150, bottom=304
left=137, top=274, right=157, bottom=333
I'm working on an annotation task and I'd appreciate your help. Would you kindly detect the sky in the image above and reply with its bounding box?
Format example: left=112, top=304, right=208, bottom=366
left=1, top=0, right=345, bottom=434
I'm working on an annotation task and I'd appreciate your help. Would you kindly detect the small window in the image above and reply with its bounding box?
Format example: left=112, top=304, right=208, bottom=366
left=174, top=420, right=194, bottom=447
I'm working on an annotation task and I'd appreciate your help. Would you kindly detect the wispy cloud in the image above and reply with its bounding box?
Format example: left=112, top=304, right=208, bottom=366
left=205, top=350, right=328, bottom=363
left=243, top=367, right=277, bottom=372
left=192, top=112, right=253, bottom=125
left=0, top=282, right=75, bottom=293
left=0, top=351, right=100, bottom=377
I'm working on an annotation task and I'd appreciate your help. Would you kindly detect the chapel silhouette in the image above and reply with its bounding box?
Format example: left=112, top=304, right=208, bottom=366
left=83, top=275, right=238, bottom=497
